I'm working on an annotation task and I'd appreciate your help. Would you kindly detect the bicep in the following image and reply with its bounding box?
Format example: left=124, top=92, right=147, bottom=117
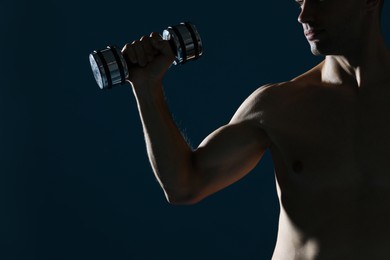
left=191, top=121, right=271, bottom=201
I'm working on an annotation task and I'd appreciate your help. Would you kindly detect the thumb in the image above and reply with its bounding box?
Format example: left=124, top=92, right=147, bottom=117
left=150, top=32, right=174, bottom=56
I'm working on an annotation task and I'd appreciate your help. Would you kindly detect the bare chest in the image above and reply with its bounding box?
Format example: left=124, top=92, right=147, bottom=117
left=265, top=85, right=390, bottom=183
left=267, top=85, right=390, bottom=257
left=262, top=85, right=390, bottom=219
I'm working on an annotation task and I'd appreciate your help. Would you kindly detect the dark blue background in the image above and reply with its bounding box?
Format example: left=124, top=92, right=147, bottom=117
left=1, top=1, right=389, bottom=259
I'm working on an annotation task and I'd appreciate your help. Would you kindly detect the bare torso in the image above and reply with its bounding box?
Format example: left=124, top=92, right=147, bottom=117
left=261, top=62, right=390, bottom=259
left=122, top=9, right=390, bottom=258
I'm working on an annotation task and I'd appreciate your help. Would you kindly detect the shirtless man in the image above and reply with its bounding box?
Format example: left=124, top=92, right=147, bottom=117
left=121, top=0, right=390, bottom=258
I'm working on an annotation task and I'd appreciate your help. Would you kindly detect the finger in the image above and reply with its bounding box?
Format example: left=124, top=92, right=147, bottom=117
left=150, top=32, right=163, bottom=41
left=140, top=35, right=156, bottom=62
left=122, top=43, right=137, bottom=64
left=149, top=32, right=164, bottom=56
left=150, top=32, right=171, bottom=55
left=132, top=40, right=147, bottom=67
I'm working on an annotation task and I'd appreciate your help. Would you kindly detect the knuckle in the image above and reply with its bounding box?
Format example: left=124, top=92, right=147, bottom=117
left=140, top=35, right=149, bottom=41
left=122, top=43, right=131, bottom=51
left=150, top=32, right=160, bottom=37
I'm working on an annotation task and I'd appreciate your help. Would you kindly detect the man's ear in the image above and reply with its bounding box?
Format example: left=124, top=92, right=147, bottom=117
left=364, top=0, right=382, bottom=11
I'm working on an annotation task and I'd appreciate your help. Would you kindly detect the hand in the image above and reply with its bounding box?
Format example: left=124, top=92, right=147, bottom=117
left=121, top=32, right=175, bottom=89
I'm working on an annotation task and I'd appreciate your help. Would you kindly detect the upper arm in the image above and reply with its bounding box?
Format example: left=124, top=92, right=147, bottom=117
left=189, top=85, right=273, bottom=203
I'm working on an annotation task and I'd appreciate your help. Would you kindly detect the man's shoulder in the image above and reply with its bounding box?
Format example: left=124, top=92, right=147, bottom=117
left=253, top=62, right=323, bottom=101
left=231, top=82, right=293, bottom=123
left=249, top=80, right=303, bottom=104
left=231, top=63, right=322, bottom=123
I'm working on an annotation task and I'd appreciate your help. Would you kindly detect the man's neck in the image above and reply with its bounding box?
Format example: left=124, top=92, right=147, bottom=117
left=321, top=26, right=390, bottom=89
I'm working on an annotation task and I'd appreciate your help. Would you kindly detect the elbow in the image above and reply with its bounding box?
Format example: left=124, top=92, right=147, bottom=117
left=164, top=190, right=203, bottom=205
left=167, top=197, right=200, bottom=206
left=163, top=161, right=206, bottom=205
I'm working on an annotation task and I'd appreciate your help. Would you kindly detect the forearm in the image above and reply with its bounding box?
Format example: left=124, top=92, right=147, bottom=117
left=122, top=34, right=268, bottom=204
left=132, top=83, right=195, bottom=203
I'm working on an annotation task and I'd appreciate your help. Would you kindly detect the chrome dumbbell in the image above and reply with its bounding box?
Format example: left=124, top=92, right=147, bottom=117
left=89, top=22, right=203, bottom=90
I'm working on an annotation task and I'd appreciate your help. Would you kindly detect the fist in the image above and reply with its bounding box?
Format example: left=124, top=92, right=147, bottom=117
left=121, top=32, right=175, bottom=87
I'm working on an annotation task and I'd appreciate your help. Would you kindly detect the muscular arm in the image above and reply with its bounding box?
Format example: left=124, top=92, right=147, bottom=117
left=190, top=90, right=271, bottom=203
left=124, top=33, right=271, bottom=204
left=134, top=83, right=271, bottom=204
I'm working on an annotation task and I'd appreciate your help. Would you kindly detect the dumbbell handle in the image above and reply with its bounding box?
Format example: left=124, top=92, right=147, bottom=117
left=89, top=22, right=203, bottom=90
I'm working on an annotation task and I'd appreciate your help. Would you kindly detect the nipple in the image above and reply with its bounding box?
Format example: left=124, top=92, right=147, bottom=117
left=292, top=160, right=303, bottom=173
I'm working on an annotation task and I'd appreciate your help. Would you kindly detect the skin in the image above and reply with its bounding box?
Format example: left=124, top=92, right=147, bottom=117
left=122, top=0, right=390, bottom=258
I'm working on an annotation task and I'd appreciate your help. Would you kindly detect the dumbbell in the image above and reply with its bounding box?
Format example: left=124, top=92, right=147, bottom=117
left=89, top=22, right=203, bottom=90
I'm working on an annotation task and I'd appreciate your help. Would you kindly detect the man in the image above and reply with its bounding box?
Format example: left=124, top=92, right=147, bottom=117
left=122, top=0, right=390, bottom=258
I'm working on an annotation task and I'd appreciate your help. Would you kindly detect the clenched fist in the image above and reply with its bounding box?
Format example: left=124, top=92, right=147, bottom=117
left=122, top=32, right=175, bottom=88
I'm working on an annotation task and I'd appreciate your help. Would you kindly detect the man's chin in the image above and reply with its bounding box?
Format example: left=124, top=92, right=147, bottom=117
left=308, top=40, right=341, bottom=57
left=310, top=44, right=328, bottom=56
left=311, top=49, right=324, bottom=56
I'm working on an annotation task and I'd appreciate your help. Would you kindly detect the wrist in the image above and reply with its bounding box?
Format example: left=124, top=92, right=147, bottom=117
left=131, top=80, right=165, bottom=103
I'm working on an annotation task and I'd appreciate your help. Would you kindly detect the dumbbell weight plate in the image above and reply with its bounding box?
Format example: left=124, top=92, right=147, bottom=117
left=89, top=22, right=202, bottom=90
